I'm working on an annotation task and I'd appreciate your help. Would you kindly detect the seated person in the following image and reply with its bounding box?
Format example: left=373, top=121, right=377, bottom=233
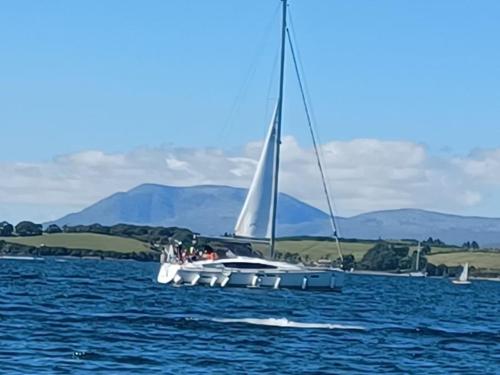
left=202, top=248, right=218, bottom=261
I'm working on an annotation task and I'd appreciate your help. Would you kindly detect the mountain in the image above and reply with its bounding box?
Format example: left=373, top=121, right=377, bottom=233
left=50, top=183, right=500, bottom=247
left=336, top=209, right=500, bottom=247
left=50, top=184, right=329, bottom=237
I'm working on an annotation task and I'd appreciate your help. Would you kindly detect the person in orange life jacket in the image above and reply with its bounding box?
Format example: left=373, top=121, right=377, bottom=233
left=202, top=246, right=218, bottom=261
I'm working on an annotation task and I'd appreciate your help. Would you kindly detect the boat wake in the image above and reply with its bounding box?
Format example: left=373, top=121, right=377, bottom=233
left=210, top=317, right=365, bottom=330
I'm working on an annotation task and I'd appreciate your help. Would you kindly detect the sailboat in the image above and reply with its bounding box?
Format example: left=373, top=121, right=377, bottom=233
left=157, top=0, right=345, bottom=291
left=452, top=263, right=471, bottom=285
left=408, top=242, right=427, bottom=277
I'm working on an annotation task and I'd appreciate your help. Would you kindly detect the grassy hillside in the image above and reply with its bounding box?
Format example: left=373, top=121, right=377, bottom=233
left=276, top=239, right=500, bottom=270
left=2, top=233, right=499, bottom=271
left=0, top=233, right=150, bottom=253
left=273, top=239, right=462, bottom=262
left=427, top=251, right=500, bottom=270
left=275, top=240, right=374, bottom=261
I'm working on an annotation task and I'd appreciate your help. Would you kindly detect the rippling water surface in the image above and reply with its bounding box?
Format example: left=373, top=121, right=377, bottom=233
left=1, top=259, right=499, bottom=374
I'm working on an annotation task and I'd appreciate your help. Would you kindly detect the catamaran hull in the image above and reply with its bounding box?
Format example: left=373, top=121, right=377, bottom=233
left=157, top=263, right=344, bottom=291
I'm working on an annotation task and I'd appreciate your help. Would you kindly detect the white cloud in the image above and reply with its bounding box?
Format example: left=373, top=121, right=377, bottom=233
left=0, top=137, right=499, bottom=223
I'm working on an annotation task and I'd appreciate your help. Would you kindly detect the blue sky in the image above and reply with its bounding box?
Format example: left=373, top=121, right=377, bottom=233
left=1, top=0, right=499, bottom=160
left=0, top=0, right=499, bottom=221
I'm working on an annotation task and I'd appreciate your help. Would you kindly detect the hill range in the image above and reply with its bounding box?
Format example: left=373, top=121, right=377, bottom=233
left=49, top=183, right=500, bottom=247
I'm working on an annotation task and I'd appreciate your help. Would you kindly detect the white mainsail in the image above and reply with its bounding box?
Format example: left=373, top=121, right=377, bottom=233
left=458, top=263, right=469, bottom=282
left=234, top=106, right=278, bottom=239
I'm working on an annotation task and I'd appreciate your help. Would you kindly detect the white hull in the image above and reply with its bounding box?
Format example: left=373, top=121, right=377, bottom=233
left=452, top=280, right=471, bottom=285
left=407, top=271, right=427, bottom=277
left=157, top=256, right=344, bottom=291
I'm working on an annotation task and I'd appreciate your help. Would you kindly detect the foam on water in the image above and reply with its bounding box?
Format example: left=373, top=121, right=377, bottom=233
left=210, top=317, right=366, bottom=330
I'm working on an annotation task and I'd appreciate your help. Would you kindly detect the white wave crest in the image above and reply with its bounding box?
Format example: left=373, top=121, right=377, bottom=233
left=210, top=317, right=365, bottom=330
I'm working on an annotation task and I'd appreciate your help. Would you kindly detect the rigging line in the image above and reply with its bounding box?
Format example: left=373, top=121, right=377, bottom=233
left=286, top=27, right=343, bottom=262
left=287, top=11, right=340, bottom=231
left=288, top=10, right=343, bottom=239
left=264, top=47, right=280, bottom=122
left=217, top=3, right=281, bottom=141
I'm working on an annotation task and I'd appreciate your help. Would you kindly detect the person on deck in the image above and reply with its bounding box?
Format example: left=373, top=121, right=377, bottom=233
left=175, top=242, right=184, bottom=263
left=203, top=248, right=218, bottom=261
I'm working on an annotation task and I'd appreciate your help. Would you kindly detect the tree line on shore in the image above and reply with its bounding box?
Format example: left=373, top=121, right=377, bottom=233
left=0, top=240, right=160, bottom=261
left=0, top=220, right=487, bottom=276
left=0, top=220, right=193, bottom=262
left=1, top=220, right=482, bottom=251
left=0, top=220, right=192, bottom=243
left=276, top=242, right=470, bottom=277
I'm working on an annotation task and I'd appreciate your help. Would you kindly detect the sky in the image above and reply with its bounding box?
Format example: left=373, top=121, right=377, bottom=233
left=1, top=0, right=499, bottom=223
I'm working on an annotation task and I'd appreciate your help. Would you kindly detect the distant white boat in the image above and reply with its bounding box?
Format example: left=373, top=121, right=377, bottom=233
left=408, top=242, right=427, bottom=277
left=408, top=271, right=427, bottom=277
left=0, top=255, right=45, bottom=261
left=400, top=242, right=427, bottom=277
left=452, top=263, right=471, bottom=285
left=157, top=0, right=345, bottom=291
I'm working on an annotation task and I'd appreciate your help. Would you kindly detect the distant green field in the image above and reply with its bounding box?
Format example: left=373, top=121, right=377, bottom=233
left=417, top=246, right=462, bottom=254
left=0, top=233, right=150, bottom=253
left=2, top=233, right=498, bottom=269
left=275, top=240, right=374, bottom=261
left=270, top=239, right=500, bottom=267
left=428, top=251, right=500, bottom=270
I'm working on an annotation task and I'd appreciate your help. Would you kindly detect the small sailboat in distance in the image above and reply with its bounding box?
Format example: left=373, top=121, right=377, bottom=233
left=452, top=263, right=471, bottom=285
left=157, top=0, right=345, bottom=291
left=408, top=242, right=427, bottom=277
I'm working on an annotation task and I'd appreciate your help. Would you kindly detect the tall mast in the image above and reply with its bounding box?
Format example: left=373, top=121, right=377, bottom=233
left=269, top=0, right=287, bottom=259
left=416, top=242, right=421, bottom=272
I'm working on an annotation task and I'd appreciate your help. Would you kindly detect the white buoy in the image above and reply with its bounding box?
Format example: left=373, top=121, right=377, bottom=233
left=301, top=277, right=308, bottom=290
left=173, top=274, right=182, bottom=285
left=273, top=277, right=281, bottom=289
left=210, top=276, right=218, bottom=287
left=191, top=274, right=200, bottom=286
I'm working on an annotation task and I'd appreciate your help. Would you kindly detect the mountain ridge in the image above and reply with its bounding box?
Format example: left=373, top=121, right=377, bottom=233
left=348, top=207, right=500, bottom=221
left=49, top=183, right=500, bottom=247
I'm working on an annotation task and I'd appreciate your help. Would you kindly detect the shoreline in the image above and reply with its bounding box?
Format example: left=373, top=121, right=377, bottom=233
left=350, top=270, right=426, bottom=277
left=0, top=254, right=154, bottom=262
left=0, top=245, right=160, bottom=262
left=2, top=254, right=500, bottom=279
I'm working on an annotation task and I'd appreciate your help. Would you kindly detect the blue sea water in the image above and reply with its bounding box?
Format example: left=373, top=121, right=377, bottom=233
left=0, top=259, right=499, bottom=374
